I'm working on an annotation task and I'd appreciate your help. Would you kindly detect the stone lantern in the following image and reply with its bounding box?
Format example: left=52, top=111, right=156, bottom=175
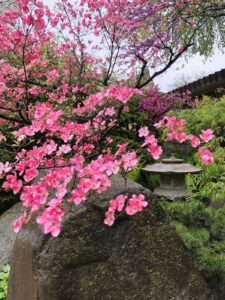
left=142, top=154, right=202, bottom=200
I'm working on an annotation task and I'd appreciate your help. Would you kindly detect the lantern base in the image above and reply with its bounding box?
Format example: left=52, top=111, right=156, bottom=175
left=153, top=187, right=187, bottom=200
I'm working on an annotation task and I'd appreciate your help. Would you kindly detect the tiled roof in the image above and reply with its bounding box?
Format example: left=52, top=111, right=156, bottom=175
left=170, top=69, right=225, bottom=96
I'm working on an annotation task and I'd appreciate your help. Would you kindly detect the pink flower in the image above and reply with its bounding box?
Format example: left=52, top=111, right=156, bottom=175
left=44, top=171, right=61, bottom=188
left=200, top=129, right=214, bottom=143
left=154, top=119, right=164, bottom=128
left=167, top=131, right=178, bottom=141
left=13, top=211, right=27, bottom=233
left=125, top=194, right=148, bottom=215
left=167, top=131, right=187, bottom=143
left=59, top=144, right=71, bottom=154
left=198, top=148, right=214, bottom=165
left=176, top=132, right=187, bottom=143
left=20, top=183, right=48, bottom=212
left=114, top=195, right=127, bottom=212
left=121, top=152, right=138, bottom=172
left=0, top=163, right=4, bottom=176
left=69, top=189, right=86, bottom=205
left=138, top=127, right=149, bottom=137
left=124, top=105, right=129, bottom=112
left=44, top=140, right=57, bottom=155
left=141, top=134, right=157, bottom=147
left=147, top=143, right=162, bottom=160
left=115, top=143, right=128, bottom=156
left=189, top=134, right=200, bottom=148
left=3, top=162, right=12, bottom=173
left=105, top=160, right=120, bottom=176
left=48, top=198, right=62, bottom=207
left=2, top=175, right=22, bottom=194
left=105, top=107, right=115, bottom=116
left=24, top=167, right=38, bottom=182
left=37, top=206, right=64, bottom=237
left=0, top=133, right=6, bottom=142
left=104, top=194, right=127, bottom=226
left=104, top=207, right=115, bottom=226
left=106, top=137, right=113, bottom=143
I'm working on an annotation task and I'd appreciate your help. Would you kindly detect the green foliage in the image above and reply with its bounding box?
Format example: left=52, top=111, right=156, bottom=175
left=0, top=265, right=10, bottom=300
left=187, top=144, right=225, bottom=205
left=173, top=96, right=225, bottom=138
left=162, top=197, right=225, bottom=283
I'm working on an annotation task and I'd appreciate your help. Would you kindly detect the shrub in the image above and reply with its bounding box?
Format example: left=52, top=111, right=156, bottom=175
left=0, top=265, right=10, bottom=300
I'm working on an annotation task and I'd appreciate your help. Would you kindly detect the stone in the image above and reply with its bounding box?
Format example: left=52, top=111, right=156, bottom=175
left=0, top=202, right=24, bottom=265
left=8, top=176, right=215, bottom=300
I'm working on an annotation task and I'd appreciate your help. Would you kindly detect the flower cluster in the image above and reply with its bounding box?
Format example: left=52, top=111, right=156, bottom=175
left=139, top=88, right=194, bottom=126
left=154, top=116, right=214, bottom=164
left=139, top=127, right=163, bottom=160
left=104, top=194, right=147, bottom=226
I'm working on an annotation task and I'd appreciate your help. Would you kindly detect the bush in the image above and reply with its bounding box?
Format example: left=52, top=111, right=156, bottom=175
left=173, top=96, right=225, bottom=139
left=161, top=198, right=225, bottom=286
left=0, top=265, right=10, bottom=300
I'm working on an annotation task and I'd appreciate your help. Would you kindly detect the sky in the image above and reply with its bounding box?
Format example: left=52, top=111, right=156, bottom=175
left=154, top=49, right=225, bottom=92
left=43, top=0, right=225, bottom=93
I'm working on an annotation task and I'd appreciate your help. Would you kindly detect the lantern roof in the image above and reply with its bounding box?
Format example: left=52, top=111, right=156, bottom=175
left=142, top=155, right=202, bottom=174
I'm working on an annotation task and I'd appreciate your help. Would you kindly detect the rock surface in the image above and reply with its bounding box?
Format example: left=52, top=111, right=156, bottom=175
left=8, top=177, right=215, bottom=300
left=0, top=202, right=24, bottom=265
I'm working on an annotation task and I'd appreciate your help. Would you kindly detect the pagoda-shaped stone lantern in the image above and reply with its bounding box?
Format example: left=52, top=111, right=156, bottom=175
left=142, top=154, right=202, bottom=200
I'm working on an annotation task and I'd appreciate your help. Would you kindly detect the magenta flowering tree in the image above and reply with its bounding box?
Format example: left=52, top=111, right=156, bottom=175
left=0, top=0, right=217, bottom=237
left=139, top=87, right=194, bottom=127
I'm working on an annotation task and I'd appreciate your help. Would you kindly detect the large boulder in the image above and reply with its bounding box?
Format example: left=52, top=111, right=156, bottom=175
left=7, top=177, right=215, bottom=300
left=0, top=202, right=23, bottom=265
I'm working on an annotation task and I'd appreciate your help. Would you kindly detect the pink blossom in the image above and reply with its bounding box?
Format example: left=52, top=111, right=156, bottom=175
left=105, top=160, right=120, bottom=176
left=3, top=162, right=12, bottom=173
left=167, top=131, right=178, bottom=141
left=138, top=127, right=149, bottom=137
left=109, top=195, right=127, bottom=212
left=154, top=119, right=164, bottom=128
left=105, top=107, right=115, bottom=116
left=59, top=144, right=71, bottom=154
left=0, top=163, right=3, bottom=176
left=2, top=175, right=22, bottom=194
left=24, top=167, right=38, bottom=182
left=103, top=194, right=128, bottom=226
left=44, top=171, right=61, bottom=188
left=106, top=137, right=113, bottom=143
left=198, top=148, right=214, bottom=165
left=147, top=143, right=163, bottom=160
left=37, top=206, right=64, bottom=237
left=176, top=132, right=187, bottom=143
left=199, top=129, right=214, bottom=143
left=114, top=195, right=127, bottom=212
left=189, top=134, right=200, bottom=148
left=0, top=133, right=6, bottom=142
left=142, top=135, right=157, bottom=147
left=125, top=194, right=148, bottom=215
left=13, top=211, right=27, bottom=233
left=115, top=143, right=128, bottom=156
left=68, top=189, right=86, bottom=205
left=20, top=184, right=48, bottom=212
left=104, top=207, right=115, bottom=226
left=121, top=152, right=138, bottom=172
left=44, top=140, right=58, bottom=155
left=167, top=131, right=187, bottom=143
